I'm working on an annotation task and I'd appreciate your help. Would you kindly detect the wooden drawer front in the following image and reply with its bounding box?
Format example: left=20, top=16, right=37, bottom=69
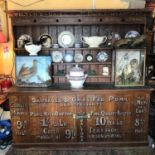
left=86, top=92, right=150, bottom=142
left=9, top=91, right=150, bottom=145
left=28, top=94, right=77, bottom=142
left=9, top=95, right=30, bottom=143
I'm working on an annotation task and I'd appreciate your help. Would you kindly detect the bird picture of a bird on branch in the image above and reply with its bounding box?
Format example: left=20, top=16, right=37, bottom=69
left=15, top=56, right=52, bottom=87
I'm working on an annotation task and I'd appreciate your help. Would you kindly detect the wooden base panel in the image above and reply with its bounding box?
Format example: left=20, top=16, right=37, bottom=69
left=6, top=146, right=155, bottom=155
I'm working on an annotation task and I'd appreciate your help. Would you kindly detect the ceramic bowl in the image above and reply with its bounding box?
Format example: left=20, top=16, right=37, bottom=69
left=66, top=76, right=87, bottom=89
left=125, top=30, right=140, bottom=38
left=24, top=43, right=42, bottom=55
left=81, top=36, right=107, bottom=48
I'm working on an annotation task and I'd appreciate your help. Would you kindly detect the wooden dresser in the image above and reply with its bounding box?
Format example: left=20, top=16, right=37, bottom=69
left=7, top=9, right=154, bottom=154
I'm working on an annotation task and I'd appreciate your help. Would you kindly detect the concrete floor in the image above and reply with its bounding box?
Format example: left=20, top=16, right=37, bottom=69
left=1, top=136, right=154, bottom=155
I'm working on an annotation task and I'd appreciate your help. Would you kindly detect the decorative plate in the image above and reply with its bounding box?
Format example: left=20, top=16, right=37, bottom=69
left=74, top=53, right=83, bottom=63
left=39, top=34, right=52, bottom=48
left=52, top=51, right=63, bottom=63
left=96, top=51, right=108, bottom=62
left=17, top=34, right=32, bottom=48
left=58, top=31, right=75, bottom=48
left=125, top=30, right=140, bottom=38
left=64, top=53, right=74, bottom=63
left=85, top=54, right=93, bottom=62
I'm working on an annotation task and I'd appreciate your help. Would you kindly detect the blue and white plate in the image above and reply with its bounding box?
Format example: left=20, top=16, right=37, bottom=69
left=125, top=30, right=140, bottom=38
left=96, top=51, right=108, bottom=62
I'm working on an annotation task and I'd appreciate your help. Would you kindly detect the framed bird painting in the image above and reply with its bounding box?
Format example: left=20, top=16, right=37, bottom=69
left=115, top=49, right=146, bottom=87
left=15, top=56, right=52, bottom=87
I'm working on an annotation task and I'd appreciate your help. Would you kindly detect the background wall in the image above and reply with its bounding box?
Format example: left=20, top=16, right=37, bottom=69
left=0, top=0, right=128, bottom=80
left=7, top=0, right=127, bottom=10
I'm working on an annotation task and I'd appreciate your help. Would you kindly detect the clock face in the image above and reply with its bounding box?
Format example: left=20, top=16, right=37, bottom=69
left=96, top=51, right=108, bottom=62
left=86, top=54, right=93, bottom=62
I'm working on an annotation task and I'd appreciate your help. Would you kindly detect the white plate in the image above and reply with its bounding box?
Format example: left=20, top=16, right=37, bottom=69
left=39, top=34, right=52, bottom=48
left=58, top=31, right=75, bottom=48
left=125, top=30, right=140, bottom=38
left=96, top=51, right=108, bottom=62
left=52, top=51, right=63, bottom=63
left=74, top=53, right=83, bottom=63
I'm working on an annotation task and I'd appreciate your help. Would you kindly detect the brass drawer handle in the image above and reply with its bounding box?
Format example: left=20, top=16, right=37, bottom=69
left=73, top=111, right=93, bottom=120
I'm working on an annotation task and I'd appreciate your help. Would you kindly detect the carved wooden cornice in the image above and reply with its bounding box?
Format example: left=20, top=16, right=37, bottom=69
left=7, top=9, right=151, bottom=17
left=8, top=9, right=151, bottom=26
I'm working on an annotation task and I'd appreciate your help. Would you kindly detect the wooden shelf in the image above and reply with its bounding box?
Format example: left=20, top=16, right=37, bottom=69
left=14, top=47, right=145, bottom=52
left=53, top=75, right=111, bottom=78
left=14, top=47, right=113, bottom=52
left=52, top=62, right=112, bottom=65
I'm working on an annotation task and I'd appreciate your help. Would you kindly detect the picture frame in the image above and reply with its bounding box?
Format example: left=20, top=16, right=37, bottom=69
left=115, top=49, right=146, bottom=87
left=15, top=56, right=52, bottom=87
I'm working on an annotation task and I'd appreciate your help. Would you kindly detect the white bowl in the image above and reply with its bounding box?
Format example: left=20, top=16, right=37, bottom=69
left=69, top=79, right=85, bottom=89
left=66, top=74, right=87, bottom=89
left=25, top=43, right=42, bottom=55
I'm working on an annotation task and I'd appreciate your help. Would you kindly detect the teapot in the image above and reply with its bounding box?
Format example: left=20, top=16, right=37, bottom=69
left=81, top=36, right=107, bottom=48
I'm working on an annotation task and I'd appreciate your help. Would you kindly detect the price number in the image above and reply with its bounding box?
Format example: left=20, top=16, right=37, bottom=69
left=65, top=129, right=76, bottom=139
left=16, top=120, right=27, bottom=129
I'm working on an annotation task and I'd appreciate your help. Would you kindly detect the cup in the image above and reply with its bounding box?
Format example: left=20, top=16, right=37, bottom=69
left=52, top=44, right=59, bottom=48
left=75, top=43, right=81, bottom=48
left=102, top=67, right=109, bottom=76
